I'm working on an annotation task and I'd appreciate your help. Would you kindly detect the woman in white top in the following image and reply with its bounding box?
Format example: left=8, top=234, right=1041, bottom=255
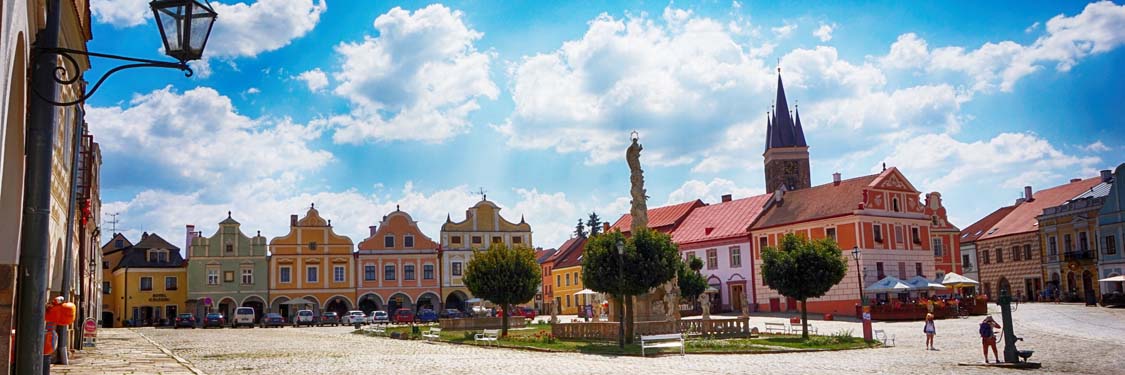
left=923, top=313, right=936, bottom=350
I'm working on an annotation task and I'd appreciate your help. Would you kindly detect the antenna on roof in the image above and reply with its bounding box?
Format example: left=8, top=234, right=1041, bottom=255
left=475, top=187, right=487, bottom=201
left=882, top=162, right=886, bottom=171
left=106, top=212, right=120, bottom=234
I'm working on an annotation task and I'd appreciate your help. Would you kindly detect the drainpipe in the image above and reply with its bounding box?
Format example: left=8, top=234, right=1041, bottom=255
left=54, top=118, right=85, bottom=364
left=15, top=0, right=62, bottom=373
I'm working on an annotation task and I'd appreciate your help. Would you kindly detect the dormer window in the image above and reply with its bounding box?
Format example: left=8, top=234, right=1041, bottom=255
left=225, top=241, right=233, bottom=253
left=384, top=235, right=395, bottom=247
left=404, top=235, right=414, bottom=248
left=308, top=242, right=317, bottom=251
left=892, top=198, right=900, bottom=212
left=147, top=249, right=169, bottom=263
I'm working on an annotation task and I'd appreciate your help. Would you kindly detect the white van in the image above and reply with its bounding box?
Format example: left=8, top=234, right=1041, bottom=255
left=233, top=307, right=256, bottom=328
left=295, top=309, right=316, bottom=327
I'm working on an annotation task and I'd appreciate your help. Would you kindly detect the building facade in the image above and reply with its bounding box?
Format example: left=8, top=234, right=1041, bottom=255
left=548, top=237, right=587, bottom=315
left=440, top=198, right=532, bottom=310
left=671, top=194, right=769, bottom=313
left=187, top=213, right=269, bottom=321
left=268, top=205, right=356, bottom=320
left=536, top=248, right=558, bottom=314
left=924, top=192, right=962, bottom=278
left=356, top=208, right=441, bottom=314
left=959, top=205, right=1016, bottom=293
left=1098, top=164, right=1125, bottom=294
left=105, top=233, right=188, bottom=327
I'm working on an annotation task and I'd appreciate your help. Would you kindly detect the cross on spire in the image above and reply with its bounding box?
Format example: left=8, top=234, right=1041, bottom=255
left=475, top=187, right=487, bottom=201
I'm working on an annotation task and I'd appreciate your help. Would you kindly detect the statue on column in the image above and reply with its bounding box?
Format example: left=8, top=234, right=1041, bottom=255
left=699, top=294, right=711, bottom=320
left=626, top=134, right=648, bottom=231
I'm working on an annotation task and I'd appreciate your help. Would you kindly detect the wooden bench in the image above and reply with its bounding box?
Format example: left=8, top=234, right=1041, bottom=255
left=365, top=325, right=386, bottom=336
left=873, top=329, right=895, bottom=347
left=422, top=327, right=441, bottom=341
left=474, top=329, right=499, bottom=346
left=640, top=333, right=684, bottom=357
left=764, top=322, right=788, bottom=334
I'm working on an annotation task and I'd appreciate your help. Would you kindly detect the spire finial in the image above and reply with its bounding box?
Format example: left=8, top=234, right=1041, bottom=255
left=396, top=204, right=400, bottom=211
left=882, top=162, right=887, bottom=171
left=227, top=210, right=231, bottom=218
left=310, top=202, right=315, bottom=209
left=777, top=57, right=780, bottom=73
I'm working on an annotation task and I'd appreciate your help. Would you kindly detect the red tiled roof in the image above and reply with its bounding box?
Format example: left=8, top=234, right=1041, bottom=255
left=978, top=177, right=1102, bottom=241
left=751, top=173, right=881, bottom=230
left=959, top=205, right=1017, bottom=243
left=551, top=236, right=588, bottom=269
left=535, top=248, right=558, bottom=264
left=671, top=194, right=771, bottom=245
left=610, top=200, right=705, bottom=234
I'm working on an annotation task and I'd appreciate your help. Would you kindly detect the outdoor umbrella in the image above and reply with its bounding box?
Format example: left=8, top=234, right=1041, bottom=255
left=1098, top=275, right=1125, bottom=282
left=866, top=276, right=913, bottom=293
left=906, top=275, right=948, bottom=291
left=940, top=272, right=980, bottom=289
left=574, top=289, right=599, bottom=296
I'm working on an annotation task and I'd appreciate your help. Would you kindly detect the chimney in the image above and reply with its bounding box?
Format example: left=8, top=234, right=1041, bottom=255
left=290, top=214, right=298, bottom=227
left=185, top=225, right=197, bottom=259
left=773, top=188, right=784, bottom=203
left=603, top=222, right=611, bottom=233
left=832, top=172, right=841, bottom=186
left=369, top=226, right=377, bottom=236
left=721, top=194, right=732, bottom=203
left=1101, top=169, right=1113, bottom=182
left=1024, top=186, right=1034, bottom=202
left=1070, top=178, right=1081, bottom=183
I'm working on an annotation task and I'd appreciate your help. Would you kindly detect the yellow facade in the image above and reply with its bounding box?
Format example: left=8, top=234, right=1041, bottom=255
left=552, top=265, right=589, bottom=315
left=107, top=267, right=188, bottom=327
left=1040, top=201, right=1103, bottom=301
left=268, top=205, right=356, bottom=319
left=440, top=199, right=532, bottom=309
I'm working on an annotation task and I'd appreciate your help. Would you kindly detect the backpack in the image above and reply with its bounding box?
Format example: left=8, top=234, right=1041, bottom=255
left=979, top=322, right=992, bottom=337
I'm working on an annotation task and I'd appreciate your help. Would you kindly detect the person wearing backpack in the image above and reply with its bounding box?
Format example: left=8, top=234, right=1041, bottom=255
left=979, top=316, right=1001, bottom=363
left=923, top=313, right=936, bottom=350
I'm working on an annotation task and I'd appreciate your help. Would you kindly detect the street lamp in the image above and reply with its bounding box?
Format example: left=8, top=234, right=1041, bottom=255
left=15, top=1, right=216, bottom=373
left=616, top=237, right=625, bottom=349
left=852, top=246, right=864, bottom=306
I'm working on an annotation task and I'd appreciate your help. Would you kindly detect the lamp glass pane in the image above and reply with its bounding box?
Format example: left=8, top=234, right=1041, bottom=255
left=156, top=6, right=185, bottom=54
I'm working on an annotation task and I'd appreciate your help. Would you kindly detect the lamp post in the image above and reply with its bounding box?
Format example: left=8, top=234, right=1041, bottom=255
left=852, top=247, right=864, bottom=306
left=853, top=246, right=872, bottom=341
left=616, top=237, right=625, bottom=349
left=15, top=1, right=215, bottom=373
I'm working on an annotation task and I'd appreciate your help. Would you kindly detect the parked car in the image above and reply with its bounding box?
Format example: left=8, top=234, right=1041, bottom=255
left=440, top=309, right=463, bottom=319
left=509, top=306, right=537, bottom=320
left=233, top=307, right=256, bottom=328
left=343, top=310, right=368, bottom=325
left=173, top=313, right=196, bottom=329
left=416, top=309, right=439, bottom=323
left=1101, top=291, right=1125, bottom=307
left=371, top=310, right=389, bottom=324
left=260, top=313, right=285, bottom=328
left=294, top=309, right=317, bottom=327
left=393, top=308, right=415, bottom=323
left=202, top=313, right=225, bottom=328
left=319, top=311, right=340, bottom=326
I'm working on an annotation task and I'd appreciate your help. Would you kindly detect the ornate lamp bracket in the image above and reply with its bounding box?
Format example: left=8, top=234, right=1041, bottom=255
left=32, top=47, right=192, bottom=106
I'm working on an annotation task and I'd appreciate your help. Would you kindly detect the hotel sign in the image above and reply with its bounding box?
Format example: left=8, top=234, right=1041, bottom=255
left=149, top=294, right=170, bottom=302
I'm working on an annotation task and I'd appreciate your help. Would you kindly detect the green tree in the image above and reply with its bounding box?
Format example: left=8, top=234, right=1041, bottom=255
left=677, top=256, right=707, bottom=306
left=581, top=228, right=679, bottom=343
left=586, top=212, right=602, bottom=236
left=574, top=218, right=587, bottom=238
left=760, top=233, right=848, bottom=339
left=463, top=243, right=542, bottom=337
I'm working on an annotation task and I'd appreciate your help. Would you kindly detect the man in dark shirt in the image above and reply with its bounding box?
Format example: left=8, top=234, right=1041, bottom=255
left=979, top=316, right=1002, bottom=363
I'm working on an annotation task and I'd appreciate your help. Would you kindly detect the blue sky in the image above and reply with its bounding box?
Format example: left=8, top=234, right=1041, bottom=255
left=84, top=0, right=1125, bottom=249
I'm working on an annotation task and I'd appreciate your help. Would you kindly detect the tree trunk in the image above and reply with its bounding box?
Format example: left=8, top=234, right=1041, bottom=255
left=624, top=295, right=635, bottom=344
left=502, top=303, right=511, bottom=337
left=616, top=295, right=626, bottom=347
left=800, top=299, right=809, bottom=340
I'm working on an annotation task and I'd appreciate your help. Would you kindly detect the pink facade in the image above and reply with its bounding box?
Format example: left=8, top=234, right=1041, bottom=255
left=355, top=209, right=441, bottom=313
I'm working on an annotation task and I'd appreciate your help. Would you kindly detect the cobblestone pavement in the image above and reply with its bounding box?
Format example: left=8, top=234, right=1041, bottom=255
left=132, top=303, right=1123, bottom=375
left=53, top=328, right=204, bottom=374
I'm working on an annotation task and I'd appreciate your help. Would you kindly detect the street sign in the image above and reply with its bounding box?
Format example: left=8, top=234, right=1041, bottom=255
left=202, top=297, right=213, bottom=306
left=83, top=317, right=97, bottom=335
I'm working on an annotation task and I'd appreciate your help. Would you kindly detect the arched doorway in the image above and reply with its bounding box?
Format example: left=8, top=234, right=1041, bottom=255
left=357, top=293, right=383, bottom=314
left=217, top=297, right=238, bottom=318
left=416, top=293, right=440, bottom=311
left=269, top=296, right=290, bottom=321
left=324, top=296, right=352, bottom=317
left=1067, top=272, right=1077, bottom=293
left=0, top=35, right=27, bottom=260
left=998, top=277, right=1011, bottom=296
left=1083, top=271, right=1095, bottom=304
left=388, top=293, right=413, bottom=313
left=445, top=291, right=468, bottom=312
left=242, top=296, right=266, bottom=322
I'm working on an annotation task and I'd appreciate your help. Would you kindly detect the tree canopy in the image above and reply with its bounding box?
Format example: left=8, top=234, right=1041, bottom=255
left=581, top=228, right=679, bottom=343
left=760, top=233, right=848, bottom=339
left=586, top=212, right=602, bottom=236
left=677, top=255, right=706, bottom=303
left=463, top=243, right=542, bottom=336
left=574, top=218, right=587, bottom=238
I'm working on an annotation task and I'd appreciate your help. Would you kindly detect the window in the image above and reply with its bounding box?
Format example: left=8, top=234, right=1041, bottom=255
left=826, top=227, right=837, bottom=241
left=334, top=266, right=345, bottom=282
left=566, top=295, right=571, bottom=307
left=1049, top=236, right=1058, bottom=257
left=241, top=269, right=253, bottom=285
left=207, top=268, right=219, bottom=285
left=1079, top=232, right=1089, bottom=252
left=962, top=254, right=973, bottom=271
left=895, top=226, right=905, bottom=244
left=911, top=227, right=921, bottom=244
left=423, top=264, right=435, bottom=280
left=897, top=262, right=907, bottom=278
left=384, top=235, right=395, bottom=248
left=384, top=264, right=396, bottom=280
left=165, top=276, right=178, bottom=291
left=512, top=236, right=523, bottom=244
left=279, top=266, right=291, bottom=283
left=981, top=250, right=990, bottom=264
left=1064, top=234, right=1073, bottom=253
left=915, top=263, right=923, bottom=277
left=224, top=271, right=234, bottom=283
left=471, top=236, right=482, bottom=245
left=492, top=236, right=502, bottom=244
left=1023, top=245, right=1032, bottom=261
left=365, top=265, right=376, bottom=281
left=140, top=277, right=153, bottom=291
left=404, top=235, right=414, bottom=248
left=1012, top=246, right=1021, bottom=261
left=556, top=275, right=561, bottom=286
left=115, top=239, right=123, bottom=248
left=876, top=262, right=885, bottom=279
left=404, top=265, right=415, bottom=280
left=933, top=238, right=944, bottom=256
left=686, top=251, right=696, bottom=261
left=1107, top=235, right=1118, bottom=255
left=452, top=262, right=462, bottom=276
left=102, top=281, right=111, bottom=294
left=892, top=198, right=900, bottom=212
left=306, top=266, right=319, bottom=283
left=225, top=243, right=233, bottom=253
left=451, top=236, right=462, bottom=245
left=932, top=216, right=939, bottom=226
left=566, top=273, right=571, bottom=286
left=984, top=282, right=992, bottom=297
left=102, top=261, right=108, bottom=269
left=729, top=246, right=742, bottom=267
left=706, top=249, right=718, bottom=270
left=308, top=241, right=317, bottom=250
left=873, top=225, right=883, bottom=243
left=995, top=249, right=1003, bottom=263
left=758, top=237, right=768, bottom=253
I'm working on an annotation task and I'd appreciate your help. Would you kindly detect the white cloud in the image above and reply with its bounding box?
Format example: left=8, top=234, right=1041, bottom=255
left=295, top=68, right=329, bottom=92
left=245, top=87, right=261, bottom=95
left=328, top=4, right=498, bottom=143
left=666, top=178, right=761, bottom=204
left=1025, top=21, right=1041, bottom=34
left=90, top=0, right=150, bottom=27
left=206, top=0, right=327, bottom=59
left=813, top=23, right=835, bottom=42
left=1082, top=140, right=1111, bottom=152
left=880, top=33, right=930, bottom=70
left=804, top=84, right=969, bottom=132
left=772, top=23, right=798, bottom=38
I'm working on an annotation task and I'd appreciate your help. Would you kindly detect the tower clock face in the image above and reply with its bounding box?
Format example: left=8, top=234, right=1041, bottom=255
left=783, top=161, right=798, bottom=174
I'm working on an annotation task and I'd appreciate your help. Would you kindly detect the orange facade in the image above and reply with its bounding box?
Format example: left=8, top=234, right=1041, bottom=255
left=355, top=209, right=441, bottom=313
left=268, top=205, right=355, bottom=320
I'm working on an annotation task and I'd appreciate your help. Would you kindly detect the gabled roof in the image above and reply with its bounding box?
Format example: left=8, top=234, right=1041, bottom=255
left=752, top=173, right=880, bottom=230
left=672, top=194, right=771, bottom=245
left=219, top=211, right=240, bottom=225
left=551, top=236, right=588, bottom=269
left=610, top=200, right=705, bottom=234
left=978, top=177, right=1103, bottom=241
left=114, top=233, right=186, bottom=270
left=536, top=248, right=558, bottom=264
left=960, top=205, right=1017, bottom=243
left=101, top=233, right=132, bottom=254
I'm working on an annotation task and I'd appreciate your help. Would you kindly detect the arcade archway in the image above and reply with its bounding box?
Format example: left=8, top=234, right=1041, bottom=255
left=445, top=290, right=468, bottom=312
left=325, top=296, right=353, bottom=316
left=416, top=292, right=440, bottom=311
left=387, top=293, right=413, bottom=313
left=358, top=293, right=383, bottom=314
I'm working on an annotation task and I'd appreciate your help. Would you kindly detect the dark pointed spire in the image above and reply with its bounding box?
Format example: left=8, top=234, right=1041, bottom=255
left=793, top=104, right=807, bottom=147
left=766, top=70, right=805, bottom=149
left=764, top=111, right=773, bottom=152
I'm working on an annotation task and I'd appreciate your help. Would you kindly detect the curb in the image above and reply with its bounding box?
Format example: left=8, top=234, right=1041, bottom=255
left=132, top=329, right=208, bottom=375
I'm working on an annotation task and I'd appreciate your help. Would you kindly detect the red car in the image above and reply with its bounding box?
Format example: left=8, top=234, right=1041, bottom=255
left=393, top=308, right=414, bottom=323
left=509, top=306, right=537, bottom=320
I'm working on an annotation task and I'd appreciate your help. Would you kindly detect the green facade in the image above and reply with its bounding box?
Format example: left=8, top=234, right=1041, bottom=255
left=187, top=213, right=269, bottom=321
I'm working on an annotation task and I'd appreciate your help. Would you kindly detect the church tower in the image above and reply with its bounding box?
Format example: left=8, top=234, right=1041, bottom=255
left=763, top=70, right=811, bottom=193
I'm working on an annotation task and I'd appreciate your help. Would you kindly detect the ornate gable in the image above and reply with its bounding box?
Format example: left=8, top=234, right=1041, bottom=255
left=870, top=167, right=920, bottom=193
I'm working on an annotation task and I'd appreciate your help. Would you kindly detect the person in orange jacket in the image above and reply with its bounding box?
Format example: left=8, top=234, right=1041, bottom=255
left=44, top=296, right=76, bottom=373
